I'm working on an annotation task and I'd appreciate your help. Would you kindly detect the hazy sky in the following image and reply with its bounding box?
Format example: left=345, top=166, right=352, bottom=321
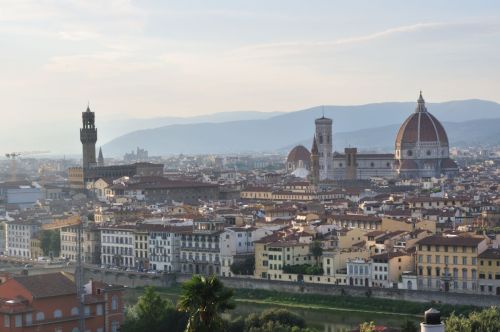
left=1, top=0, right=500, bottom=127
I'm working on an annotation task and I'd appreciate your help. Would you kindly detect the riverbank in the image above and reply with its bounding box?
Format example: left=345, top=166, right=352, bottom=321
left=124, top=284, right=479, bottom=318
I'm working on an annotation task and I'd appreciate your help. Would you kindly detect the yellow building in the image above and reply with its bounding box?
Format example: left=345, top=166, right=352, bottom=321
left=134, top=228, right=149, bottom=270
left=337, top=228, right=367, bottom=249
left=254, top=232, right=313, bottom=279
left=416, top=234, right=488, bottom=293
left=478, top=248, right=500, bottom=295
left=30, top=237, right=43, bottom=260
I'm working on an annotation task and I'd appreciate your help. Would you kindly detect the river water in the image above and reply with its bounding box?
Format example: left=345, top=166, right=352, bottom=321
left=228, top=301, right=420, bottom=332
left=125, top=289, right=420, bottom=331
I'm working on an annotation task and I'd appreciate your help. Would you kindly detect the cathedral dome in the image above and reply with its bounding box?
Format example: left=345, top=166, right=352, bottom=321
left=287, top=145, right=310, bottom=163
left=395, top=92, right=449, bottom=149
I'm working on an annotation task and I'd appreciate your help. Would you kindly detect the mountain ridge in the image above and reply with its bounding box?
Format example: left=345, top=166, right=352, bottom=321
left=102, top=99, right=500, bottom=156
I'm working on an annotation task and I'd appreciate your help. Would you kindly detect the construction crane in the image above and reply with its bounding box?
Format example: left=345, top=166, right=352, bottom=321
left=4, top=150, right=50, bottom=182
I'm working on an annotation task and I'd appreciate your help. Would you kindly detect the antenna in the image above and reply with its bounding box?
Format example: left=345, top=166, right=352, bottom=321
left=322, top=105, right=325, bottom=118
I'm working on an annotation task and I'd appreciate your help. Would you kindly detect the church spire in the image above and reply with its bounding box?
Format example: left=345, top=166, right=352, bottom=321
left=98, top=147, right=104, bottom=167
left=416, top=91, right=427, bottom=112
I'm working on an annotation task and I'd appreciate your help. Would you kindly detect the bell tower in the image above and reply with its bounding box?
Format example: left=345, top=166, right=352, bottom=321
left=80, top=105, right=97, bottom=169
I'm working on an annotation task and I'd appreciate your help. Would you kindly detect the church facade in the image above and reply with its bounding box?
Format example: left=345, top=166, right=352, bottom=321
left=286, top=92, right=458, bottom=181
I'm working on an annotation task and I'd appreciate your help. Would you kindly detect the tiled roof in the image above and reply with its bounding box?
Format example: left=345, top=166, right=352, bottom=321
left=12, top=273, right=76, bottom=299
left=417, top=235, right=485, bottom=247
left=478, top=248, right=500, bottom=260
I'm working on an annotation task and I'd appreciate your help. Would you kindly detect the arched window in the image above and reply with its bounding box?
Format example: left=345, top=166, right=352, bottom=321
left=407, top=150, right=413, bottom=156
left=426, top=150, right=431, bottom=156
left=53, top=309, right=62, bottom=318
left=36, top=312, right=45, bottom=321
left=71, top=307, right=79, bottom=316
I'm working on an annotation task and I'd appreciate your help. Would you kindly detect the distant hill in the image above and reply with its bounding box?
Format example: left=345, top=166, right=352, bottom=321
left=102, top=100, right=500, bottom=156
left=292, top=118, right=500, bottom=153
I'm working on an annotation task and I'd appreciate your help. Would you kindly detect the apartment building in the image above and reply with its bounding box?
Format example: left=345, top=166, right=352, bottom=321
left=416, top=234, right=488, bottom=293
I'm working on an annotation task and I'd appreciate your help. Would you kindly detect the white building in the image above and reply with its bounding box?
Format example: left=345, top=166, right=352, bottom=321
left=100, top=225, right=136, bottom=267
left=346, top=258, right=372, bottom=287
left=146, top=224, right=191, bottom=272
left=180, top=220, right=224, bottom=275
left=5, top=220, right=39, bottom=258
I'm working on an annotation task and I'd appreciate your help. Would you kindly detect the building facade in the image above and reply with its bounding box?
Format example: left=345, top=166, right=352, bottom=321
left=395, top=92, right=458, bottom=178
left=80, top=105, right=97, bottom=169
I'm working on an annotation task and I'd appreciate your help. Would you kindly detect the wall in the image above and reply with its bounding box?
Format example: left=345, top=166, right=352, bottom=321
left=83, top=267, right=177, bottom=288
left=83, top=267, right=499, bottom=308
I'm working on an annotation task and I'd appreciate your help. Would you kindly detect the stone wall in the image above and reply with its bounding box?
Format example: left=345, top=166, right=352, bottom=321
left=176, top=274, right=499, bottom=308
left=83, top=268, right=499, bottom=308
left=83, top=267, right=177, bottom=288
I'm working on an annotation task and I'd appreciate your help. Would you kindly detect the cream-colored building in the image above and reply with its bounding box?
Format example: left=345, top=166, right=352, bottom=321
left=416, top=234, right=487, bottom=293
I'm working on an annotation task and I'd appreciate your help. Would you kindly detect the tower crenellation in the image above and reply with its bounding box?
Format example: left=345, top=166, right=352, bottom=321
left=80, top=105, right=97, bottom=169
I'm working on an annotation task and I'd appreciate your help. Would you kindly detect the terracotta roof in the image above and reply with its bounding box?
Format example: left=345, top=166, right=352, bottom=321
left=417, top=235, right=485, bottom=247
left=395, top=97, right=449, bottom=147
left=12, top=273, right=76, bottom=299
left=478, top=248, right=500, bottom=260
left=287, top=145, right=310, bottom=163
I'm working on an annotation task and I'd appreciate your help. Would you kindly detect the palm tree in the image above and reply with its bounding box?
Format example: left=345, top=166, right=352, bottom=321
left=177, top=275, right=235, bottom=332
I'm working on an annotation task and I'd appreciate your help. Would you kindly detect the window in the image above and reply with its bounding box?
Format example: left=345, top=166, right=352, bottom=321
left=84, top=306, right=90, bottom=317
left=112, top=321, right=120, bottom=332
left=96, top=304, right=103, bottom=316
left=25, top=313, right=32, bottom=326
left=53, top=309, right=62, bottom=318
left=15, top=314, right=22, bottom=327
left=72, top=328, right=80, bottom=332
left=36, top=312, right=45, bottom=321
left=112, top=296, right=118, bottom=310
left=4, top=315, right=9, bottom=327
left=71, top=307, right=79, bottom=316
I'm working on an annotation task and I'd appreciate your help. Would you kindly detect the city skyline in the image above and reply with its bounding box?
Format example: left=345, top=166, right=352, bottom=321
left=2, top=1, right=500, bottom=153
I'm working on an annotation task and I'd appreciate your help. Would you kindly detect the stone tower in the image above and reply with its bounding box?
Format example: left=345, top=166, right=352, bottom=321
left=309, top=137, right=320, bottom=186
left=80, top=105, right=97, bottom=169
left=315, top=115, right=334, bottom=180
left=344, top=147, right=358, bottom=180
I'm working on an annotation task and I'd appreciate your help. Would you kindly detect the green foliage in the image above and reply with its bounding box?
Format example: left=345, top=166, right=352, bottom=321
left=282, top=264, right=323, bottom=275
left=40, top=230, right=60, bottom=257
left=444, top=307, right=500, bottom=332
left=309, top=241, right=323, bottom=265
left=243, top=308, right=313, bottom=332
left=400, top=319, right=418, bottom=332
left=233, top=289, right=478, bottom=317
left=121, top=287, right=188, bottom=332
left=178, top=275, right=235, bottom=332
left=359, top=321, right=376, bottom=332
left=230, top=256, right=255, bottom=275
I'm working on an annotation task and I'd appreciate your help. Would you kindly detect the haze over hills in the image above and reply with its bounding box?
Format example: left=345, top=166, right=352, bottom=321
left=102, top=99, right=500, bottom=156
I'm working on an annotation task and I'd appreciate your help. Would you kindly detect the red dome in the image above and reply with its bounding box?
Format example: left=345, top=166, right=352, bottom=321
left=395, top=93, right=449, bottom=148
left=287, top=145, right=310, bottom=163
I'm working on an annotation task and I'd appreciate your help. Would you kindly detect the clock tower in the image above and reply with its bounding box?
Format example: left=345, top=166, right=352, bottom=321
left=80, top=105, right=97, bottom=169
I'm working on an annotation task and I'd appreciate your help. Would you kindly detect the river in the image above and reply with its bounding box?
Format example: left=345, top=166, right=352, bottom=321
left=124, top=289, right=420, bottom=331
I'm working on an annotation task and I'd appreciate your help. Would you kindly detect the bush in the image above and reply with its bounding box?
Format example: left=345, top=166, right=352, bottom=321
left=282, top=264, right=323, bottom=275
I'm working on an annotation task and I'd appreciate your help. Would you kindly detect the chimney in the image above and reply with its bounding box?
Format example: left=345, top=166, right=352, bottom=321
left=420, top=308, right=444, bottom=332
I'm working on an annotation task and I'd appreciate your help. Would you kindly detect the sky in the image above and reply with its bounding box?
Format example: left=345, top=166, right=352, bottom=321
left=1, top=0, right=500, bottom=152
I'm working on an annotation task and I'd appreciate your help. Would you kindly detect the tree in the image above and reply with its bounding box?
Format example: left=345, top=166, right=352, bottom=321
left=400, top=319, right=418, bottom=332
left=444, top=307, right=500, bottom=332
left=244, top=308, right=313, bottom=332
left=230, top=256, right=255, bottom=275
left=309, top=241, right=323, bottom=266
left=121, top=287, right=187, bottom=332
left=40, top=230, right=60, bottom=257
left=178, top=275, right=235, bottom=332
